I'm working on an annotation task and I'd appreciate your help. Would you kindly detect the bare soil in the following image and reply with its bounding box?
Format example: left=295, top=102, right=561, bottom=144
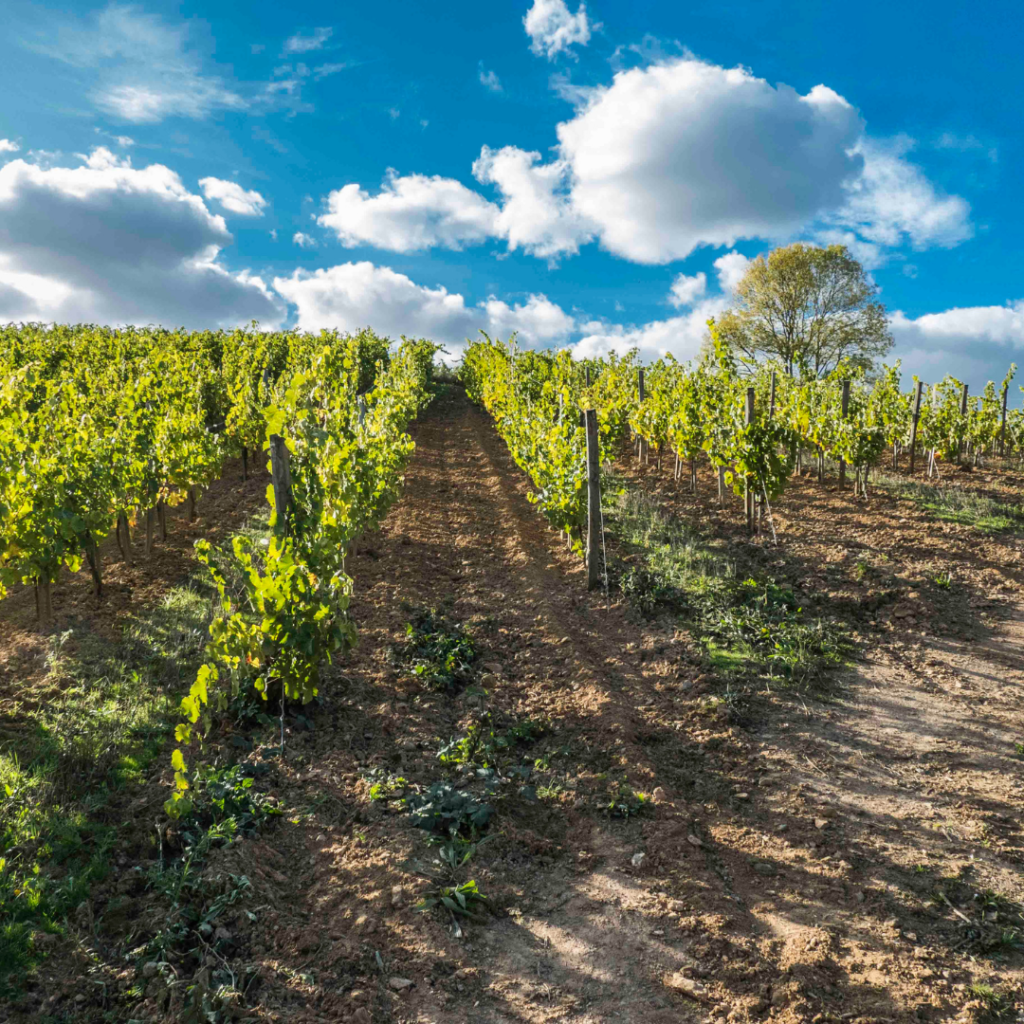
left=7, top=388, right=1024, bottom=1023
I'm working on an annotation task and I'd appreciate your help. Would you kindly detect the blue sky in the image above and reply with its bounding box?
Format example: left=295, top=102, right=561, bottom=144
left=1, top=0, right=1022, bottom=388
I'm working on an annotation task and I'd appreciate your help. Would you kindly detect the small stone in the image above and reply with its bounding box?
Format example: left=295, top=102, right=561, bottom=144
left=352, top=1009, right=372, bottom=1024
left=652, top=786, right=669, bottom=803
left=686, top=834, right=703, bottom=848
left=814, top=818, right=829, bottom=829
left=213, top=926, right=232, bottom=943
left=664, top=972, right=710, bottom=1002
left=735, top=792, right=750, bottom=801
left=348, top=989, right=367, bottom=1002
left=389, top=977, right=414, bottom=992
left=631, top=852, right=646, bottom=868
left=142, top=962, right=161, bottom=978
left=752, top=861, right=777, bottom=877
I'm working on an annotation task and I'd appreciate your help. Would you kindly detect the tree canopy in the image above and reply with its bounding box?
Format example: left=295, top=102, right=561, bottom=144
left=716, top=243, right=893, bottom=377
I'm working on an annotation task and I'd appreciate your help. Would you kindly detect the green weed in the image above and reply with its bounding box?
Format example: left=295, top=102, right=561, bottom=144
left=392, top=608, right=477, bottom=691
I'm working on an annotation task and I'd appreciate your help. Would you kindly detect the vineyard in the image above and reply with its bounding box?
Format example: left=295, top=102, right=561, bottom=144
left=1, top=324, right=1023, bottom=1024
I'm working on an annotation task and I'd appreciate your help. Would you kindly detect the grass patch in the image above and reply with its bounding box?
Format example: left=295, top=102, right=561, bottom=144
left=874, top=475, right=1024, bottom=534
left=606, top=484, right=851, bottom=686
left=0, top=581, right=215, bottom=993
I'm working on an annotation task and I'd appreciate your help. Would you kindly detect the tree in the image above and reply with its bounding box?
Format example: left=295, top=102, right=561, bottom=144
left=716, top=243, right=892, bottom=378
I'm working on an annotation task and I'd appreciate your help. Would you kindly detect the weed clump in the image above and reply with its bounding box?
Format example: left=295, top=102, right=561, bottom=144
left=391, top=608, right=477, bottom=690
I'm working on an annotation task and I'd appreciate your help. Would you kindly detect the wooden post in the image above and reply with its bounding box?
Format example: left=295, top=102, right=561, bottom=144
left=958, top=383, right=969, bottom=463
left=769, top=371, right=777, bottom=419
left=187, top=486, right=197, bottom=522
left=145, top=506, right=156, bottom=556
left=85, top=533, right=102, bottom=597
left=838, top=380, right=850, bottom=487
left=584, top=408, right=602, bottom=591
left=745, top=387, right=755, bottom=534
left=242, top=445, right=249, bottom=482
left=909, top=381, right=924, bottom=474
left=637, top=368, right=646, bottom=463
left=158, top=500, right=167, bottom=540
left=37, top=577, right=53, bottom=627
left=117, top=513, right=133, bottom=565
left=1000, top=382, right=1009, bottom=456
left=269, top=434, right=293, bottom=535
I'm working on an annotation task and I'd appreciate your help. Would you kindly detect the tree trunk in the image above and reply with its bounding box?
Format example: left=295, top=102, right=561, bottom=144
left=242, top=446, right=249, bottom=482
left=145, top=506, right=155, bottom=556
left=187, top=487, right=197, bottom=522
left=158, top=501, right=167, bottom=540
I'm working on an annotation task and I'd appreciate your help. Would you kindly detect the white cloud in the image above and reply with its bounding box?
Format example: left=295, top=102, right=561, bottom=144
left=0, top=148, right=281, bottom=328
left=199, top=177, right=268, bottom=216
left=284, top=27, right=333, bottom=54
left=712, top=250, right=751, bottom=292
left=557, top=63, right=865, bottom=264
left=273, top=261, right=574, bottom=353
left=890, top=302, right=1024, bottom=389
left=0, top=140, right=20, bottom=154
left=936, top=132, right=997, bottom=162
left=668, top=271, right=706, bottom=308
left=574, top=295, right=730, bottom=365
left=481, top=293, right=575, bottom=344
left=293, top=231, right=317, bottom=248
left=479, top=66, right=503, bottom=93
left=472, top=145, right=593, bottom=258
left=827, top=137, right=972, bottom=257
left=313, top=62, right=348, bottom=81
left=33, top=5, right=247, bottom=123
left=318, top=170, right=500, bottom=252
left=524, top=0, right=592, bottom=59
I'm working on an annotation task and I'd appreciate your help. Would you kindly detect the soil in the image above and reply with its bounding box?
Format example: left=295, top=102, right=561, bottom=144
left=6, top=387, right=1024, bottom=1023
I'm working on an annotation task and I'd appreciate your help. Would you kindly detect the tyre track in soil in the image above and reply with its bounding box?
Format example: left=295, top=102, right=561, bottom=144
left=238, top=388, right=1023, bottom=1024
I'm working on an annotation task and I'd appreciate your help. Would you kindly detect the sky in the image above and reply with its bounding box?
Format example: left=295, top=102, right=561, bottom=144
left=1, top=0, right=1022, bottom=389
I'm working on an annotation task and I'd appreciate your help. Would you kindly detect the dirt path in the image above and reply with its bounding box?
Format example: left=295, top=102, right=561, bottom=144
left=141, top=389, right=1024, bottom=1023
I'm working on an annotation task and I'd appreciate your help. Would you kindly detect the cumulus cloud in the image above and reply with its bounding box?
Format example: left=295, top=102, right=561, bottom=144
left=0, top=148, right=281, bottom=328
left=318, top=171, right=500, bottom=252
left=472, top=145, right=594, bottom=258
left=284, top=27, right=333, bottom=54
left=199, top=177, right=268, bottom=216
left=557, top=66, right=867, bottom=264
left=0, top=140, right=20, bottom=154
left=826, top=137, right=972, bottom=256
left=669, top=272, right=706, bottom=308
left=524, top=0, right=592, bottom=59
left=890, top=302, right=1024, bottom=389
left=711, top=250, right=751, bottom=292
left=293, top=232, right=317, bottom=248
left=273, top=261, right=574, bottom=353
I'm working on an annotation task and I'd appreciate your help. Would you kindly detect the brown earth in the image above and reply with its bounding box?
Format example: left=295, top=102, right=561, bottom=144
left=7, top=387, right=1024, bottom=1023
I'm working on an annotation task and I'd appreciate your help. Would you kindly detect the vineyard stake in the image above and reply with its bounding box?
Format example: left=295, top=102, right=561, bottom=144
left=745, top=387, right=755, bottom=534
left=584, top=408, right=602, bottom=591
left=270, top=434, right=293, bottom=536
left=838, top=380, right=850, bottom=488
left=909, top=380, right=924, bottom=474
left=957, top=383, right=969, bottom=464
left=999, top=382, right=1009, bottom=456
left=637, top=368, right=646, bottom=464
left=158, top=500, right=167, bottom=540
left=769, top=370, right=777, bottom=419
